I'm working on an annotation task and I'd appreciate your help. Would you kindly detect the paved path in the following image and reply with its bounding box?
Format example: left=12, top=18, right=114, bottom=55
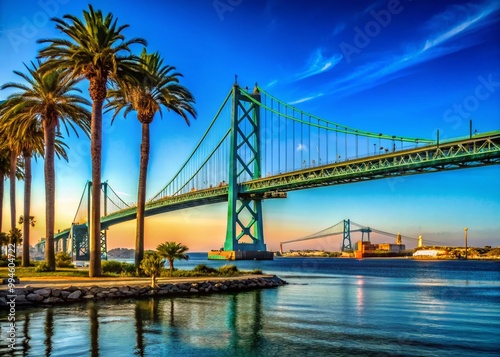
left=9, top=274, right=274, bottom=288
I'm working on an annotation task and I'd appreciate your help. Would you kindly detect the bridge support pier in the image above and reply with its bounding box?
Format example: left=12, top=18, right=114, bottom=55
left=210, top=84, right=273, bottom=260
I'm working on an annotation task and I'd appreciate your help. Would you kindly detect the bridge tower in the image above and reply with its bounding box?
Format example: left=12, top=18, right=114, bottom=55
left=215, top=84, right=271, bottom=259
left=343, top=219, right=353, bottom=251
left=68, top=181, right=108, bottom=261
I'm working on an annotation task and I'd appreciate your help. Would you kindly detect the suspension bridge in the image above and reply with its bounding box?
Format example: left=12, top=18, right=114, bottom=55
left=37, top=83, right=500, bottom=260
left=279, top=219, right=447, bottom=254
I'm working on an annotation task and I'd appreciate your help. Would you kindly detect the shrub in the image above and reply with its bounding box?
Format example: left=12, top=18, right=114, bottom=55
left=102, top=260, right=124, bottom=274
left=55, top=252, right=74, bottom=268
left=250, top=269, right=263, bottom=274
left=102, top=260, right=136, bottom=275
left=120, top=262, right=136, bottom=275
left=35, top=262, right=50, bottom=272
left=218, top=264, right=239, bottom=275
left=0, top=258, right=22, bottom=267
left=193, top=264, right=218, bottom=274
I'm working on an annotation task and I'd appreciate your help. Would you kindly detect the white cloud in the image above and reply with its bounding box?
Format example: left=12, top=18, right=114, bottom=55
left=289, top=92, right=324, bottom=105
left=296, top=143, right=308, bottom=151
left=293, top=1, right=500, bottom=102
left=294, top=48, right=343, bottom=81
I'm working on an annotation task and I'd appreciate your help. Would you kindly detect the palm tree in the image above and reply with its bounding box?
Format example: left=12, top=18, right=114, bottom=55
left=107, top=49, right=196, bottom=270
left=0, top=142, right=10, bottom=236
left=38, top=5, right=146, bottom=277
left=1, top=119, right=43, bottom=266
left=140, top=251, right=165, bottom=288
left=1, top=61, right=90, bottom=270
left=8, top=228, right=22, bottom=258
left=156, top=241, right=189, bottom=276
left=18, top=213, right=36, bottom=267
left=0, top=130, right=23, bottom=241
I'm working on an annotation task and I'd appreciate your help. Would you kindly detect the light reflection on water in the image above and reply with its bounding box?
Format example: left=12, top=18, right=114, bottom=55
left=1, top=258, right=499, bottom=356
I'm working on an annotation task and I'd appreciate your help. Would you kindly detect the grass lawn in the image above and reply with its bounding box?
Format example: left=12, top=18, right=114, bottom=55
left=0, top=267, right=90, bottom=278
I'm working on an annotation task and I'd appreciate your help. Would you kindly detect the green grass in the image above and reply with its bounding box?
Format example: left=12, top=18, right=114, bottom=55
left=0, top=266, right=90, bottom=278
left=0, top=263, right=265, bottom=279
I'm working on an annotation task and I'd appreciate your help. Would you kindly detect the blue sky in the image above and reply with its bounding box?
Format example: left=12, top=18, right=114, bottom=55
left=1, top=0, right=499, bottom=251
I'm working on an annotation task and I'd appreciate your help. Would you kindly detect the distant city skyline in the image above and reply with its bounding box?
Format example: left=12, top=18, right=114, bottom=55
left=1, top=0, right=499, bottom=252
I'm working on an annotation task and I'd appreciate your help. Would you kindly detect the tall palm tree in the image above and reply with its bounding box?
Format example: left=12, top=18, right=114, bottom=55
left=1, top=118, right=43, bottom=266
left=38, top=5, right=146, bottom=276
left=107, top=49, right=196, bottom=270
left=0, top=129, right=23, bottom=240
left=1, top=61, right=90, bottom=270
left=0, top=141, right=10, bottom=236
left=156, top=241, right=189, bottom=276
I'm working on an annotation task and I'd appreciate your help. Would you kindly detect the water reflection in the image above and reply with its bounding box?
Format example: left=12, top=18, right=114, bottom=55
left=22, top=314, right=30, bottom=357
left=134, top=304, right=144, bottom=357
left=88, top=303, right=99, bottom=357
left=44, top=309, right=53, bottom=356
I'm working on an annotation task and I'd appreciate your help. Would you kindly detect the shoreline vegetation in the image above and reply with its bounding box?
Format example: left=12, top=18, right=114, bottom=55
left=0, top=262, right=287, bottom=309
left=278, top=246, right=500, bottom=260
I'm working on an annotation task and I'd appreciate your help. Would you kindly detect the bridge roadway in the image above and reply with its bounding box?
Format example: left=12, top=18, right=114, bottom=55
left=54, top=131, right=500, bottom=241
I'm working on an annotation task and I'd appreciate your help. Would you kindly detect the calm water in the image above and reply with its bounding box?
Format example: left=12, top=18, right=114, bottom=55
left=2, top=255, right=499, bottom=356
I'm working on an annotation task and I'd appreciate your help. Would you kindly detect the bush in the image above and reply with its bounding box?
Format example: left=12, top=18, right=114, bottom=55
left=250, top=269, right=262, bottom=274
left=35, top=262, right=51, bottom=272
left=102, top=260, right=124, bottom=274
left=102, top=260, right=136, bottom=276
left=193, top=264, right=218, bottom=274
left=120, top=262, right=136, bottom=275
left=218, top=264, right=239, bottom=275
left=55, top=252, right=74, bottom=268
left=0, top=258, right=22, bottom=267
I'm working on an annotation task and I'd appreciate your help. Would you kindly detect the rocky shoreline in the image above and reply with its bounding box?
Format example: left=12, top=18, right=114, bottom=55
left=0, top=275, right=287, bottom=309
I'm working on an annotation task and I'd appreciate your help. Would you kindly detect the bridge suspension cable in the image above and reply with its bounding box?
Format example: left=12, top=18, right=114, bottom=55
left=238, top=87, right=435, bottom=177
left=281, top=220, right=345, bottom=244
left=72, top=181, right=90, bottom=224
left=149, top=89, right=233, bottom=201
left=102, top=183, right=131, bottom=215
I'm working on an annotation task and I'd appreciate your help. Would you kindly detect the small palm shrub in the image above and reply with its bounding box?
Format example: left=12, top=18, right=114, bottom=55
left=55, top=252, right=74, bottom=268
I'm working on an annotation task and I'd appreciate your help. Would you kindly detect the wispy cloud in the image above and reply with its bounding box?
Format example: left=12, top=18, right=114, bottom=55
left=292, top=1, right=500, bottom=103
left=289, top=93, right=324, bottom=105
left=296, top=144, right=308, bottom=151
left=332, top=22, right=346, bottom=36
left=294, top=48, right=343, bottom=81
left=266, top=79, right=278, bottom=88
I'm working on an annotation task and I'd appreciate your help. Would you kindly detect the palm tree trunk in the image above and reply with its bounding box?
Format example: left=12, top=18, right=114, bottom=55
left=9, top=150, right=17, bottom=257
left=169, top=259, right=174, bottom=276
left=135, top=122, right=150, bottom=270
left=22, top=152, right=32, bottom=267
left=0, top=175, right=3, bottom=234
left=89, top=79, right=105, bottom=278
left=43, top=120, right=56, bottom=270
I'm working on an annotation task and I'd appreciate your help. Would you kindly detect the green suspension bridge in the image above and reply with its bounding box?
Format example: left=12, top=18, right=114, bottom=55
left=38, top=84, right=500, bottom=260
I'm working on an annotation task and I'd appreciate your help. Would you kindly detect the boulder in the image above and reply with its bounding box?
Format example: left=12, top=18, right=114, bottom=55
left=67, top=290, right=82, bottom=300
left=189, top=288, right=198, bottom=293
left=43, top=297, right=63, bottom=304
left=34, top=289, right=51, bottom=297
left=61, top=291, right=71, bottom=299
left=26, top=293, right=44, bottom=302
left=51, top=289, right=61, bottom=297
